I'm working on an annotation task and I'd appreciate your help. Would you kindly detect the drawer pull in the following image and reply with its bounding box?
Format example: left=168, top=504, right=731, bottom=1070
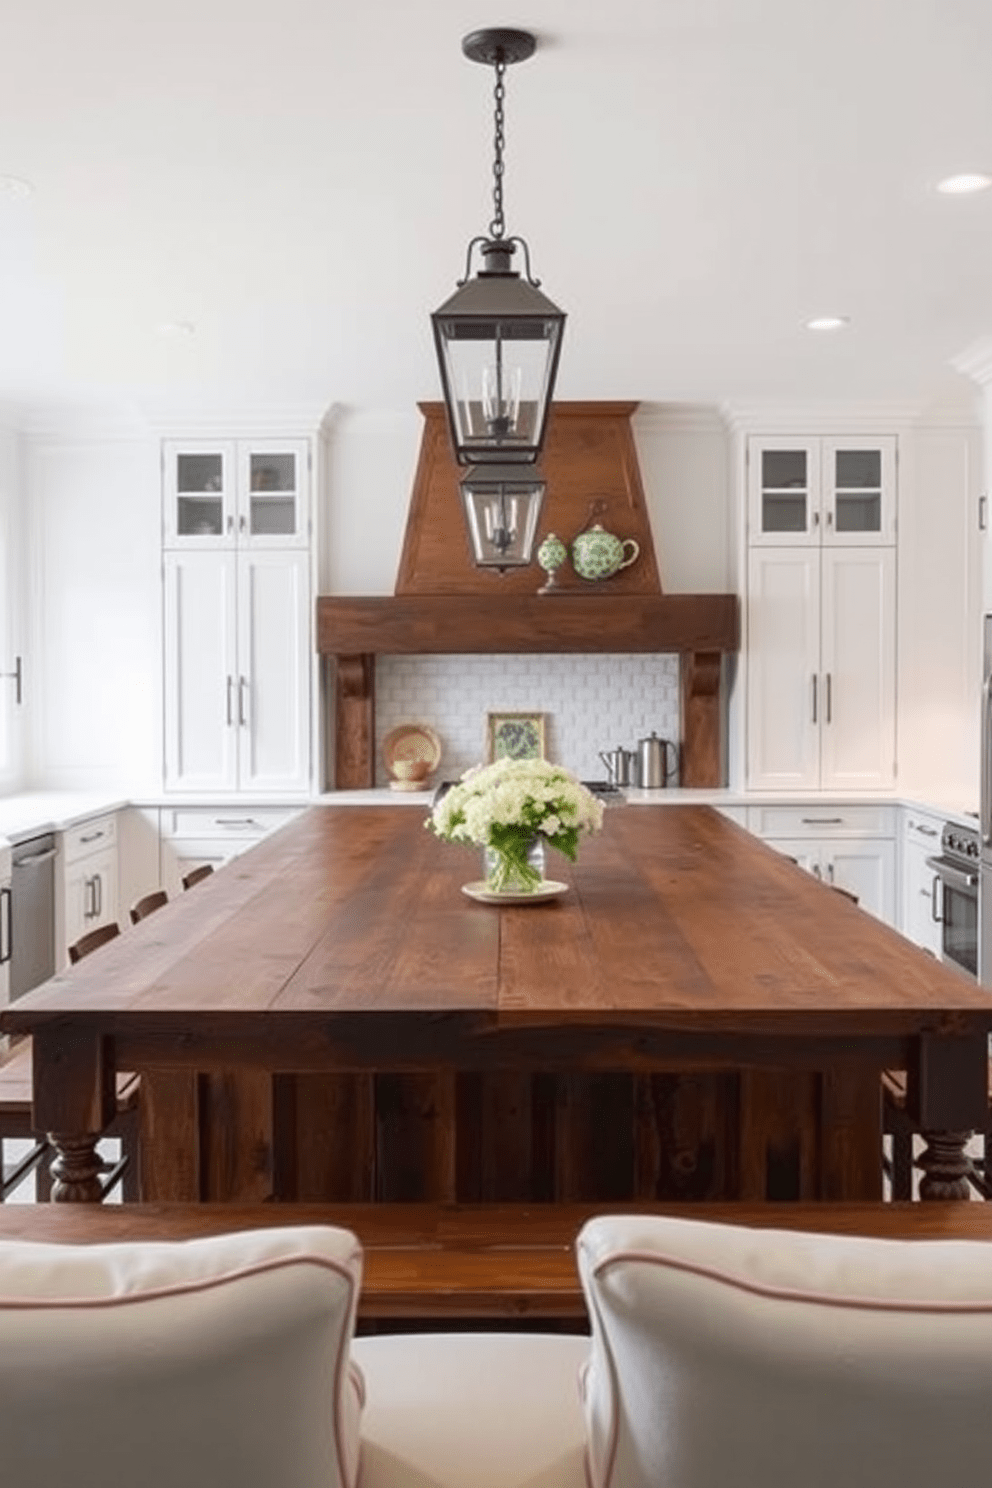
left=213, top=817, right=259, bottom=828
left=800, top=817, right=844, bottom=825
left=79, top=830, right=104, bottom=845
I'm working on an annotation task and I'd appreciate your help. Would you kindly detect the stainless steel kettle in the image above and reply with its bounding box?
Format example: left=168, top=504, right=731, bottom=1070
left=637, top=732, right=678, bottom=789
left=599, top=746, right=638, bottom=787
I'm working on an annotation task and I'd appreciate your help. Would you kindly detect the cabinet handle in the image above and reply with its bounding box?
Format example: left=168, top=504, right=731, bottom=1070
left=214, top=817, right=259, bottom=827
left=981, top=494, right=988, bottom=532
left=84, top=876, right=94, bottom=920
left=0, top=655, right=22, bottom=705
left=0, top=885, right=11, bottom=965
left=79, top=830, right=104, bottom=845
left=94, top=874, right=102, bottom=919
left=825, top=672, right=832, bottom=723
left=226, top=675, right=234, bottom=726
left=238, top=676, right=248, bottom=726
left=812, top=511, right=819, bottom=527
left=811, top=674, right=817, bottom=724
left=239, top=515, right=246, bottom=533
left=801, top=816, right=844, bottom=825
left=931, top=876, right=943, bottom=922
left=812, top=862, right=823, bottom=880
left=912, top=823, right=938, bottom=837
left=226, top=515, right=234, bottom=534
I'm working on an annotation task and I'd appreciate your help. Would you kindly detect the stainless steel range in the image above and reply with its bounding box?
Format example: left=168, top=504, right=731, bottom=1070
left=926, top=821, right=979, bottom=979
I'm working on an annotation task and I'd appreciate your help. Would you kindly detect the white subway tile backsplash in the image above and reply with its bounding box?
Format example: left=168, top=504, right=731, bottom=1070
left=375, top=653, right=680, bottom=785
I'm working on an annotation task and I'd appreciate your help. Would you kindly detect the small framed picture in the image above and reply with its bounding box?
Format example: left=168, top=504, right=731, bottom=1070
left=487, top=711, right=546, bottom=762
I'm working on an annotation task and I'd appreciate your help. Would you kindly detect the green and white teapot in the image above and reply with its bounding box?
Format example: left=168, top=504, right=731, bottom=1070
left=571, top=522, right=640, bottom=582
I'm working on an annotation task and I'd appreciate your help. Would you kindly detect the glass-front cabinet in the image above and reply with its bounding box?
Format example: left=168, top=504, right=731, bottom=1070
left=163, top=439, right=309, bottom=549
left=748, top=436, right=896, bottom=546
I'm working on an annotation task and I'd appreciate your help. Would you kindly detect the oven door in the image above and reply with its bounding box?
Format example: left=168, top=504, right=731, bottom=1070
left=927, top=856, right=978, bottom=978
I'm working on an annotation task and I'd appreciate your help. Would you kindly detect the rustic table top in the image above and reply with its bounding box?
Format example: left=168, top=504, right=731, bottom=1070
left=3, top=804, right=990, bottom=1041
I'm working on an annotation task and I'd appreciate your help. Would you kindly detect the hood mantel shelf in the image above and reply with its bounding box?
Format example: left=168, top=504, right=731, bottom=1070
left=319, top=401, right=740, bottom=791
left=317, top=593, right=738, bottom=656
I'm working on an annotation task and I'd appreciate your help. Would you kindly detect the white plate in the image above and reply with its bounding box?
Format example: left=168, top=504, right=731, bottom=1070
left=460, top=880, right=569, bottom=905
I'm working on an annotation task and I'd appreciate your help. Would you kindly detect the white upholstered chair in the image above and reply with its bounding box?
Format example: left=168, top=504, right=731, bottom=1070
left=0, top=1222, right=590, bottom=1488
left=0, top=1225, right=364, bottom=1488
left=576, top=1213, right=992, bottom=1488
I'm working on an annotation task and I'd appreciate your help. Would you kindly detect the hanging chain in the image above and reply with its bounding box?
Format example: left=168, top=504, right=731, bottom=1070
left=489, top=57, right=507, bottom=239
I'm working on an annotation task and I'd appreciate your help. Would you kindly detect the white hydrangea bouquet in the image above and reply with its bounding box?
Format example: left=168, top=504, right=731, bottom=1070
left=428, top=757, right=605, bottom=894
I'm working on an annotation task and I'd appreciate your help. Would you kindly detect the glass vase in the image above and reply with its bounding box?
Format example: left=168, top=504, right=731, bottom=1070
left=482, top=835, right=546, bottom=895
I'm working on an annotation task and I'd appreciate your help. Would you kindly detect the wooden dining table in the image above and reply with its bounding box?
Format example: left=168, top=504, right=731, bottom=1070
left=3, top=803, right=992, bottom=1204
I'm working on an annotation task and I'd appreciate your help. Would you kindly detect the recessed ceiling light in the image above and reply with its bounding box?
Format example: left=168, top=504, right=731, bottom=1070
left=805, top=315, right=850, bottom=332
left=156, top=321, right=196, bottom=338
left=0, top=175, right=34, bottom=199
left=936, top=173, right=992, bottom=195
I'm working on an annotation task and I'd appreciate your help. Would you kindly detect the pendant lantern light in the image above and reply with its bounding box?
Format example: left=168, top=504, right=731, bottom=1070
left=431, top=28, right=564, bottom=569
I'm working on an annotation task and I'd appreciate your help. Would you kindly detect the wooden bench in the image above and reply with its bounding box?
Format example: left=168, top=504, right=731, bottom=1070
left=0, top=1040, right=142, bottom=1202
left=2, top=1201, right=992, bottom=1320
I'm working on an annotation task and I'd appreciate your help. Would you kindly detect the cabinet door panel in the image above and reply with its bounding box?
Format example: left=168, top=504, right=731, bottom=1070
left=901, top=838, right=943, bottom=956
left=747, top=438, right=821, bottom=546
left=820, top=548, right=896, bottom=790
left=236, top=550, right=310, bottom=793
left=825, top=841, right=895, bottom=923
left=236, top=440, right=309, bottom=549
left=821, top=436, right=896, bottom=546
left=747, top=549, right=821, bottom=790
left=163, top=440, right=237, bottom=548
left=164, top=552, right=239, bottom=792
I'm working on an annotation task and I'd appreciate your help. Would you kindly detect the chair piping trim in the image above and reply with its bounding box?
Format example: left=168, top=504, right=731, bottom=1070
left=590, top=1247, right=992, bottom=1313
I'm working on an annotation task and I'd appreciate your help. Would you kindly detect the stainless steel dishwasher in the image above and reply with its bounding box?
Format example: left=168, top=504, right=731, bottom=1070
left=10, top=833, right=57, bottom=1000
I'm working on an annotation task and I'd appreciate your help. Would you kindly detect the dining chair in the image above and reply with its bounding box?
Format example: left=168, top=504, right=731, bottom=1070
left=129, top=889, right=168, bottom=924
left=0, top=1224, right=365, bottom=1488
left=181, top=863, right=214, bottom=890
left=576, top=1211, right=992, bottom=1488
left=67, top=921, right=121, bottom=964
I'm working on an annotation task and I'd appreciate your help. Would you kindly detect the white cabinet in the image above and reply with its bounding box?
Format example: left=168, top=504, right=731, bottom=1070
left=748, top=436, right=896, bottom=547
left=750, top=804, right=897, bottom=923
left=163, top=549, right=311, bottom=795
left=158, top=805, right=302, bottom=896
left=59, top=813, right=118, bottom=963
left=162, top=440, right=309, bottom=550
left=900, top=809, right=943, bottom=958
left=747, top=546, right=896, bottom=791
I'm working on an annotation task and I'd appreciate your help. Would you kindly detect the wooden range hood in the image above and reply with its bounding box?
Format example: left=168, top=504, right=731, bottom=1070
left=318, top=402, right=740, bottom=788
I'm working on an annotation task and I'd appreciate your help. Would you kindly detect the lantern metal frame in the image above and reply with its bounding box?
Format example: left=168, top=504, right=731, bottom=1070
left=459, top=461, right=546, bottom=572
left=431, top=28, right=565, bottom=475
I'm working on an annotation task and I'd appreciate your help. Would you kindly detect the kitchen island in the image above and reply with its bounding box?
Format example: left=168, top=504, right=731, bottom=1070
left=3, top=804, right=990, bottom=1204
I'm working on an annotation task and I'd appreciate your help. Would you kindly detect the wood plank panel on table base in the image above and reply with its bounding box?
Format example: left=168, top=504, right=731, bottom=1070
left=6, top=806, right=991, bottom=1205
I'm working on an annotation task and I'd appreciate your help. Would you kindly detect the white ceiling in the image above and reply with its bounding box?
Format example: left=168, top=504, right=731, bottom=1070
left=2, top=0, right=992, bottom=423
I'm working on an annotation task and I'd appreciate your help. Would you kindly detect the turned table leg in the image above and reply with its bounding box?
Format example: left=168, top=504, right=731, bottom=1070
left=32, top=1027, right=114, bottom=1204
left=48, top=1133, right=106, bottom=1203
left=909, top=1033, right=986, bottom=1201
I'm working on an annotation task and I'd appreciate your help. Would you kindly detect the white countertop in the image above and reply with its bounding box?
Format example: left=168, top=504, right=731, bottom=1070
left=0, top=792, right=130, bottom=845
left=0, top=785, right=978, bottom=844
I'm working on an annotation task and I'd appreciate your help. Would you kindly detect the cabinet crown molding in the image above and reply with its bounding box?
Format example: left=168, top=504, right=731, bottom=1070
left=722, top=401, right=925, bottom=434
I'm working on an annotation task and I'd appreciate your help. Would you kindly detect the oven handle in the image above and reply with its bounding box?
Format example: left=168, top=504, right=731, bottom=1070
left=925, top=856, right=978, bottom=892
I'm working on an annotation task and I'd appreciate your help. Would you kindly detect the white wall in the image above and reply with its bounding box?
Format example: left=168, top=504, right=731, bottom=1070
left=24, top=433, right=162, bottom=792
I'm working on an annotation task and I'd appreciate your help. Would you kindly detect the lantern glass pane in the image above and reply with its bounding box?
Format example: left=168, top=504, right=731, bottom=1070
left=437, top=318, right=559, bottom=461
left=460, top=474, right=545, bottom=569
